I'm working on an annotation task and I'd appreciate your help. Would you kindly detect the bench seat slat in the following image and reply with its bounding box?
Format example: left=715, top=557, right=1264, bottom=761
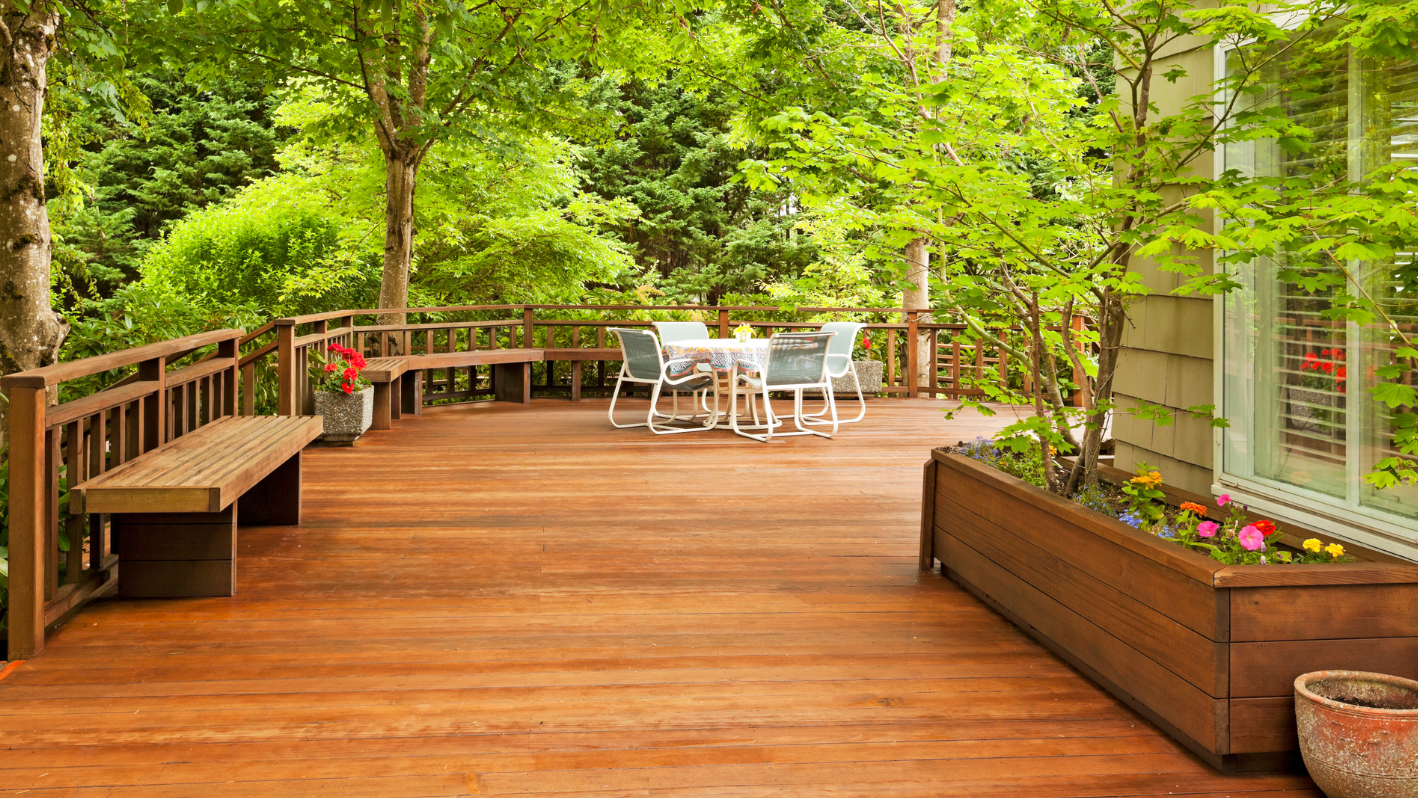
left=362, top=357, right=407, bottom=382
left=93, top=416, right=254, bottom=489
left=74, top=416, right=322, bottom=514
left=114, top=416, right=274, bottom=488
left=156, top=417, right=298, bottom=488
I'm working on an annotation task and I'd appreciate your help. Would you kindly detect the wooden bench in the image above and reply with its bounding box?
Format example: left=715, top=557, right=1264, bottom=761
left=72, top=415, right=323, bottom=598
left=362, top=357, right=408, bottom=431
left=400, top=348, right=545, bottom=411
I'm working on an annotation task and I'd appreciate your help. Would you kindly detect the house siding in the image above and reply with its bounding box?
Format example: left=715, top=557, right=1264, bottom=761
left=1111, top=43, right=1217, bottom=496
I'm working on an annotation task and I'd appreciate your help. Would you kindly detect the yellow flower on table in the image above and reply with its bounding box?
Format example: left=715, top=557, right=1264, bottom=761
left=1324, top=543, right=1345, bottom=560
left=1302, top=538, right=1323, bottom=553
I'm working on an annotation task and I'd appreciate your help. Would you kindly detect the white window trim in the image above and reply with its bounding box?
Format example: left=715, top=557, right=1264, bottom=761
left=1209, top=39, right=1418, bottom=560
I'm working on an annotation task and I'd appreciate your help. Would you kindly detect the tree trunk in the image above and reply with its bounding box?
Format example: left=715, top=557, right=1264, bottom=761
left=376, top=147, right=418, bottom=327
left=0, top=5, right=67, bottom=451
left=903, top=237, right=932, bottom=386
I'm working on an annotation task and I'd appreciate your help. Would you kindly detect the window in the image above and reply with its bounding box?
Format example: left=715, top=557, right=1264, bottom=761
left=1219, top=42, right=1418, bottom=549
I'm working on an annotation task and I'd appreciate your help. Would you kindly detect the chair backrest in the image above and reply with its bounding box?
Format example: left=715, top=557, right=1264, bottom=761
left=764, top=332, right=835, bottom=387
left=610, top=328, right=665, bottom=382
left=818, top=322, right=865, bottom=358
left=652, top=321, right=709, bottom=344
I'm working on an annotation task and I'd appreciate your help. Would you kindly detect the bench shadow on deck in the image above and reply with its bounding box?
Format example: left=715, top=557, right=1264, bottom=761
left=0, top=399, right=1319, bottom=797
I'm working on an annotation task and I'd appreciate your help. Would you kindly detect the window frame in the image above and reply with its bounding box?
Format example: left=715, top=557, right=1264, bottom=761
left=1210, top=38, right=1418, bottom=560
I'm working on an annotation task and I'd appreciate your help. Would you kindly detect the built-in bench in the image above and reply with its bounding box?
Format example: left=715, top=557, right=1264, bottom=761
left=399, top=348, right=545, bottom=411
left=362, top=357, right=408, bottom=430
left=72, top=415, right=323, bottom=598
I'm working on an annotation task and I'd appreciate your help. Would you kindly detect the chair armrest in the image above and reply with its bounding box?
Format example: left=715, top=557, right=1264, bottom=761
left=663, top=357, right=699, bottom=374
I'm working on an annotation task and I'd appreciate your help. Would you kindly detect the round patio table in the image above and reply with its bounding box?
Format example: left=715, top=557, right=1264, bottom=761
left=662, top=337, right=771, bottom=377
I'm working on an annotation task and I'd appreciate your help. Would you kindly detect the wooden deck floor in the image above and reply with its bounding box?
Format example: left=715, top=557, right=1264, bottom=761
left=1, top=399, right=1319, bottom=797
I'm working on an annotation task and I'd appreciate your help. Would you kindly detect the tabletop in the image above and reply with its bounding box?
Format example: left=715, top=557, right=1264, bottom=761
left=663, top=338, right=771, bottom=375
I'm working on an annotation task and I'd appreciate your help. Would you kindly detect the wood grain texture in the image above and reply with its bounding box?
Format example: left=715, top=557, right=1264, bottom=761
left=0, top=400, right=1320, bottom=796
left=935, top=495, right=1227, bottom=697
left=1231, top=584, right=1418, bottom=642
left=75, top=416, right=321, bottom=514
left=1229, top=637, right=1418, bottom=698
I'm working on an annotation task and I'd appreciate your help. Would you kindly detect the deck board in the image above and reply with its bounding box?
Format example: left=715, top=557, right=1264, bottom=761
left=0, top=399, right=1319, bottom=796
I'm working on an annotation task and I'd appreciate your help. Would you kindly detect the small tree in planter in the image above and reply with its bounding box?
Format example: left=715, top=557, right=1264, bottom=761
left=309, top=344, right=372, bottom=445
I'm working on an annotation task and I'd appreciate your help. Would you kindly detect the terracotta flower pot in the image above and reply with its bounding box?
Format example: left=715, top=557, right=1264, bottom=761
left=1295, top=670, right=1418, bottom=797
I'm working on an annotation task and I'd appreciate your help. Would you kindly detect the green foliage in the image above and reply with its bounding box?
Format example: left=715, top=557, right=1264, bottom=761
left=576, top=76, right=816, bottom=303
left=53, top=71, right=286, bottom=298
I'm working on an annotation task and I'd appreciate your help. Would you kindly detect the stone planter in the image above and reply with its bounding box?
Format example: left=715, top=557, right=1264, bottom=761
left=313, top=387, right=373, bottom=445
left=839, top=359, right=883, bottom=396
left=1296, top=671, right=1418, bottom=797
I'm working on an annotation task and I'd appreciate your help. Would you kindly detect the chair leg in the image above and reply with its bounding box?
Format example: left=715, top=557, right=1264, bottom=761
left=804, top=364, right=865, bottom=425
left=608, top=370, right=648, bottom=429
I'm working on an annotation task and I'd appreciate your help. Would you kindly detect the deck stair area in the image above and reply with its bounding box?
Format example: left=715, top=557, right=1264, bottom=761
left=0, top=400, right=1321, bottom=796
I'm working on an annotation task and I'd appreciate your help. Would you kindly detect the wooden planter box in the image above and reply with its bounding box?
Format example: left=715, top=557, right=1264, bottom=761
left=920, top=450, right=1418, bottom=773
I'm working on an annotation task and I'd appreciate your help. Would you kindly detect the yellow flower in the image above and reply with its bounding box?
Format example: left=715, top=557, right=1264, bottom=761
left=1129, top=471, right=1163, bottom=488
left=1303, top=538, right=1323, bottom=553
left=1325, top=543, right=1345, bottom=560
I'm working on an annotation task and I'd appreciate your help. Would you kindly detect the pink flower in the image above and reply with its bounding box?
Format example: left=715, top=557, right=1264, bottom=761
left=1238, top=524, right=1264, bottom=551
left=1196, top=521, right=1219, bottom=538
left=1216, top=494, right=1231, bottom=507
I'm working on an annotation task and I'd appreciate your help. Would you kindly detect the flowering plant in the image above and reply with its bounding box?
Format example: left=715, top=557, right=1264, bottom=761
left=1121, top=465, right=1167, bottom=531
left=1300, top=348, right=1347, bottom=394
left=733, top=323, right=754, bottom=343
left=309, top=343, right=370, bottom=395
left=1123, top=466, right=1352, bottom=565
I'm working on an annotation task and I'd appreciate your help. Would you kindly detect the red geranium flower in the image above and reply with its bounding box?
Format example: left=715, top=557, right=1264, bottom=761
left=341, top=381, right=354, bottom=394
left=1253, top=520, right=1277, bottom=536
left=324, top=362, right=337, bottom=373
left=343, top=367, right=358, bottom=380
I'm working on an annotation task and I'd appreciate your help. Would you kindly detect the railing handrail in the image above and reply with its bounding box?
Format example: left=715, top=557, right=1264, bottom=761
left=1, top=329, right=243, bottom=389
left=272, top=304, right=920, bottom=327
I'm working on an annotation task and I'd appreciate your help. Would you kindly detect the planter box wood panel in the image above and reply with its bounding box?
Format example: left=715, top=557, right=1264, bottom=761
left=922, top=451, right=1418, bottom=773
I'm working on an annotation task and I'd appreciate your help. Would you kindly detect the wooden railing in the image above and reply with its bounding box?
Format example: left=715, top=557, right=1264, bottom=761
left=2, top=330, right=242, bottom=658
left=4, top=303, right=1087, bottom=657
left=259, top=304, right=1084, bottom=409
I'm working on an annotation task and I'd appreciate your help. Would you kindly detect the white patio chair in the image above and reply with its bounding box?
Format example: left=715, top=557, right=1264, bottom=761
left=651, top=321, right=710, bottom=344
left=729, top=331, right=838, bottom=442
left=803, top=321, right=868, bottom=425
left=608, top=328, right=720, bottom=434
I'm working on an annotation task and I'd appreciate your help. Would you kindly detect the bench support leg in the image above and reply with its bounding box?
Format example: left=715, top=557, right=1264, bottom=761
left=115, top=506, right=237, bottom=598
left=493, top=362, right=531, bottom=404
left=401, top=370, right=423, bottom=415
left=372, top=381, right=394, bottom=431
left=390, top=375, right=403, bottom=421
left=571, top=362, right=582, bottom=402
left=239, top=451, right=302, bottom=526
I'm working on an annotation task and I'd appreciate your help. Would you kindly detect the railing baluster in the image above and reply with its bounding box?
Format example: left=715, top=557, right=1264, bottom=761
left=48, top=427, right=61, bottom=596
left=887, top=329, right=897, bottom=393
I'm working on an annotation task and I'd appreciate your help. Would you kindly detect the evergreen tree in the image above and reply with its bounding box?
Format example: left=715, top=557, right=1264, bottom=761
left=577, top=76, right=815, bottom=304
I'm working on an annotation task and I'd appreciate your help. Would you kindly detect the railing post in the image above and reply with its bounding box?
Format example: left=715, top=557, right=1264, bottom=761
left=7, top=383, right=48, bottom=658
left=138, top=356, right=165, bottom=450
left=522, top=307, right=535, bottom=349
left=219, top=337, right=238, bottom=417
left=906, top=311, right=919, bottom=399
left=276, top=320, right=295, bottom=416
left=718, top=309, right=729, bottom=339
